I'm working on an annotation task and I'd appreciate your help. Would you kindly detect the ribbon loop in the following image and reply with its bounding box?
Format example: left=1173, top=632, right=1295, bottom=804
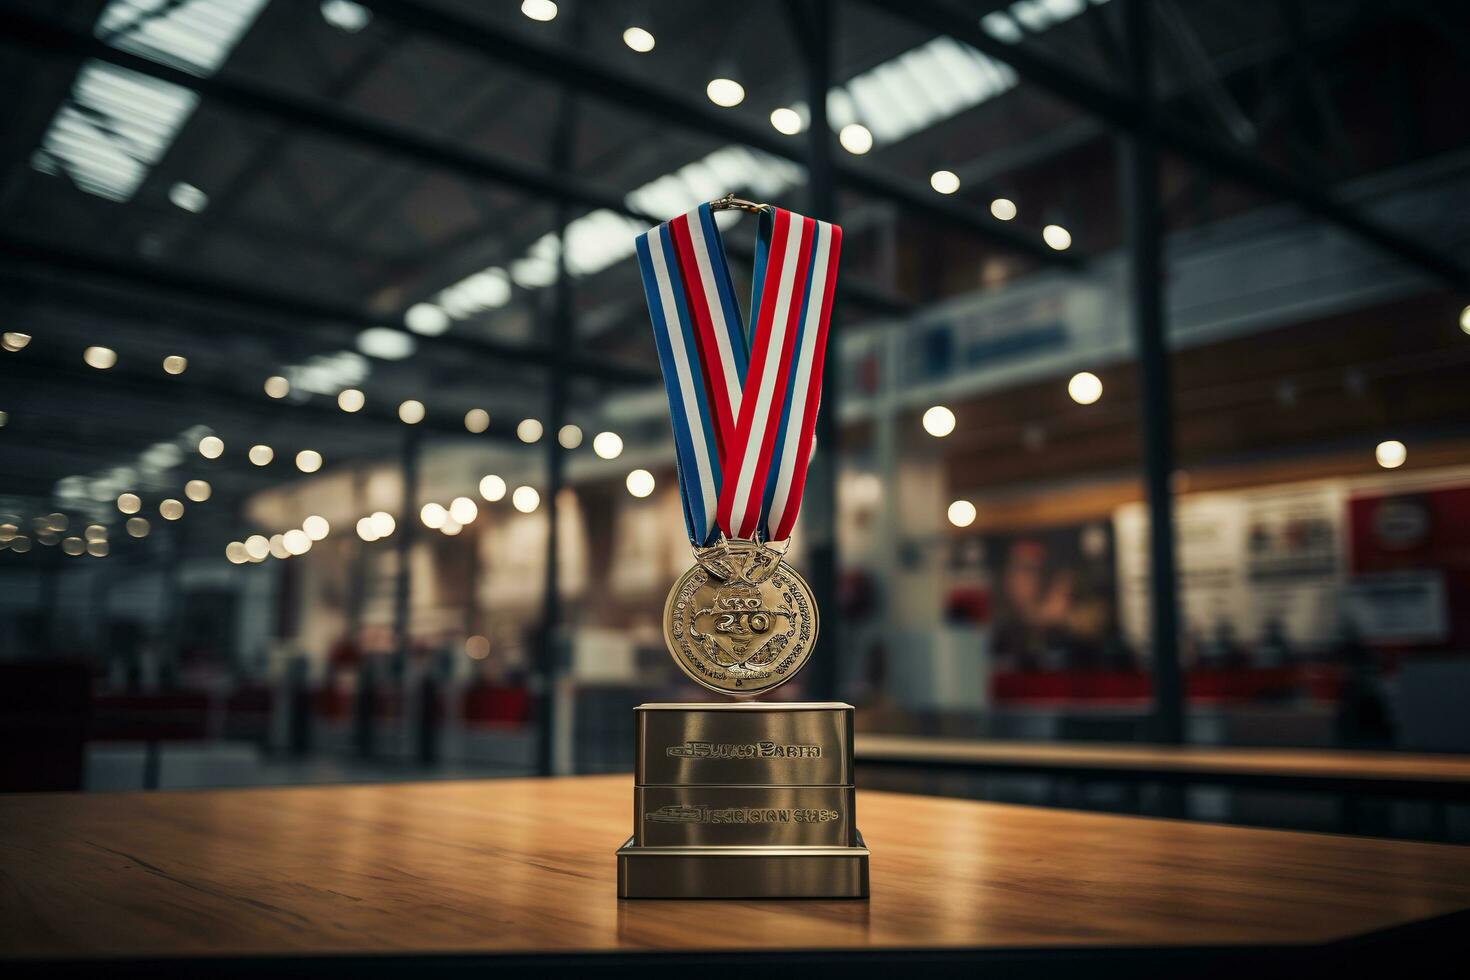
left=637, top=201, right=842, bottom=549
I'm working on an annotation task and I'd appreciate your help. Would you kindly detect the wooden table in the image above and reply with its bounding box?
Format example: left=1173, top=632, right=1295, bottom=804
left=4, top=775, right=1469, bottom=976
left=856, top=735, right=1470, bottom=801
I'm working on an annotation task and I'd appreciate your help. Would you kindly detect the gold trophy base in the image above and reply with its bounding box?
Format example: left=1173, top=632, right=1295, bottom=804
left=617, top=832, right=870, bottom=899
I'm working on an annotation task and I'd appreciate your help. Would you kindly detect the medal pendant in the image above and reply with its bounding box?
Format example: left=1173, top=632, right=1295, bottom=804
left=662, top=539, right=819, bottom=698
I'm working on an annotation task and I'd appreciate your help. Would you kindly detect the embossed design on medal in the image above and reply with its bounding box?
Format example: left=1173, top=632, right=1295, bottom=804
left=663, top=539, right=818, bottom=697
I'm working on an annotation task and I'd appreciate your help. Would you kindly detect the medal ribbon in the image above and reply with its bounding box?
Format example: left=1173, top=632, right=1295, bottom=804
left=636, top=202, right=841, bottom=547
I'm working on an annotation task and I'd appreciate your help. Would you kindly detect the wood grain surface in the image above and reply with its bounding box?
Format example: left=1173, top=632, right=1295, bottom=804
left=3, top=774, right=1470, bottom=960
left=855, top=735, right=1470, bottom=783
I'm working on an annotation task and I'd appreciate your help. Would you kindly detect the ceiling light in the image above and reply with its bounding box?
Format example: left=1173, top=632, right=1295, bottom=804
left=338, top=388, right=364, bottom=412
left=226, top=541, right=248, bottom=564
left=355, top=517, right=378, bottom=542
left=449, top=496, right=478, bottom=524
left=404, top=302, right=450, bottom=336
left=117, top=492, right=141, bottom=514
left=162, top=354, right=187, bottom=375
left=626, top=469, right=656, bottom=498
left=9, top=535, right=30, bottom=553
left=87, top=539, right=109, bottom=557
left=1068, top=371, right=1102, bottom=405
left=558, top=424, right=583, bottom=449
left=249, top=444, right=274, bottom=466
left=0, top=410, right=7, bottom=427
left=320, top=0, right=371, bottom=32
left=264, top=375, right=290, bottom=399
left=296, top=449, right=323, bottom=473
left=399, top=399, right=425, bottom=424
left=184, top=479, right=211, bottom=502
left=521, top=0, right=557, bottom=22
left=770, top=107, right=803, bottom=135
left=126, top=517, right=150, bottom=538
left=421, top=502, right=447, bottom=529
left=465, top=408, right=489, bottom=433
left=283, top=529, right=311, bottom=556
left=62, top=537, right=85, bottom=556
left=369, top=511, right=395, bottom=537
left=1461, top=304, right=1470, bottom=334
left=85, top=524, right=107, bottom=542
left=948, top=500, right=977, bottom=528
left=922, top=405, right=956, bottom=437
left=839, top=123, right=873, bottom=155
left=593, top=431, right=623, bottom=459
left=245, top=534, right=270, bottom=560
left=46, top=513, right=67, bottom=532
left=198, top=435, right=224, bottom=459
left=356, top=327, right=416, bottom=360
left=168, top=181, right=207, bottom=213
left=706, top=78, right=745, bottom=108
left=480, top=475, right=506, bottom=502
left=159, top=498, right=184, bottom=520
left=512, top=486, right=540, bottom=513
left=303, top=515, right=330, bottom=540
left=623, top=26, right=655, bottom=52
left=517, top=418, right=543, bottom=443
left=269, top=534, right=290, bottom=560
left=1375, top=440, right=1407, bottom=469
left=1043, top=224, right=1072, bottom=250
left=84, top=346, right=117, bottom=369
left=990, top=198, right=1017, bottom=221
left=441, top=518, right=462, bottom=536
left=930, top=170, right=960, bottom=194
left=2, top=331, right=31, bottom=351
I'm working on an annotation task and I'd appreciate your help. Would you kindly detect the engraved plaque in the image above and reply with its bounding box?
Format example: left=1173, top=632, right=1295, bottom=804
left=636, top=702, right=853, bottom=786
left=635, top=785, right=855, bottom=848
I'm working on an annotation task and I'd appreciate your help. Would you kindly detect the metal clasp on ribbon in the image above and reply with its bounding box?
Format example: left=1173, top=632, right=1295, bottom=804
left=708, top=192, right=771, bottom=214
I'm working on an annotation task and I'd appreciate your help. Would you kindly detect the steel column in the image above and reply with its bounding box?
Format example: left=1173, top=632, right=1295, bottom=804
left=392, top=426, right=420, bottom=695
left=534, top=39, right=582, bottom=777
left=1123, top=0, right=1183, bottom=745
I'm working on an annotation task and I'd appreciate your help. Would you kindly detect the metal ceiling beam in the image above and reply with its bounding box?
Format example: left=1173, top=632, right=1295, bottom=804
left=0, top=345, right=520, bottom=447
left=0, top=10, right=913, bottom=318
left=861, top=0, right=1469, bottom=291
left=364, top=0, right=1077, bottom=269
left=0, top=234, right=656, bottom=386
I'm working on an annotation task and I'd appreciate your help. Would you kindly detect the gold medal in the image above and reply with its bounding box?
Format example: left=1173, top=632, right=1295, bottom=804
left=662, top=539, right=818, bottom=697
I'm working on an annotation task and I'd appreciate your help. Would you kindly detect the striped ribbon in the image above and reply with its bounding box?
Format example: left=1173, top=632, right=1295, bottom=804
left=637, top=202, right=841, bottom=547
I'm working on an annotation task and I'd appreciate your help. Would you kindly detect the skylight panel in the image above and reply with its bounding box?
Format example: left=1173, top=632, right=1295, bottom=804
left=33, top=0, right=269, bottom=202
left=35, top=63, right=198, bottom=202
left=99, top=0, right=271, bottom=76
left=849, top=70, right=914, bottom=142
left=897, top=45, right=969, bottom=117
left=981, top=12, right=1025, bottom=43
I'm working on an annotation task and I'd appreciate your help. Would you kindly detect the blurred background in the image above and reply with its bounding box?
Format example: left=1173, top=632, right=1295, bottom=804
left=2, top=0, right=1468, bottom=838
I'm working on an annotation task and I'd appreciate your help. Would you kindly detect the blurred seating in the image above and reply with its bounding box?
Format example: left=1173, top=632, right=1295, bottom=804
left=462, top=685, right=530, bottom=727
left=90, top=692, right=210, bottom=789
